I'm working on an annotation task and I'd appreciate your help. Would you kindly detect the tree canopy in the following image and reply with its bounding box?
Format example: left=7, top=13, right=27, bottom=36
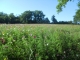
left=0, top=10, right=51, bottom=24
left=56, top=0, right=80, bottom=13
left=51, top=15, right=58, bottom=24
left=73, top=1, right=80, bottom=23
left=56, top=0, right=80, bottom=24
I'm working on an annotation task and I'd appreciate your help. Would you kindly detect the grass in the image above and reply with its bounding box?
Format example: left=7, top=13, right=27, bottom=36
left=0, top=24, right=80, bottom=60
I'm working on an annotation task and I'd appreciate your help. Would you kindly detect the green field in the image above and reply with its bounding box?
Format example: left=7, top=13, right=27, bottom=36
left=0, top=24, right=80, bottom=60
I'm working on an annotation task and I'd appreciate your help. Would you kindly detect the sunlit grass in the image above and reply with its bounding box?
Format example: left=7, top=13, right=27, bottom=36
left=0, top=24, right=80, bottom=60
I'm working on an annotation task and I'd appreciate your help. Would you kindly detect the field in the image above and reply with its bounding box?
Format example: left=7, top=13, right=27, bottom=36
left=0, top=24, right=80, bottom=60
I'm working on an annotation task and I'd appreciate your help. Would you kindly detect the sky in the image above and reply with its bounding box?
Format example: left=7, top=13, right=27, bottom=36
left=0, top=0, right=79, bottom=22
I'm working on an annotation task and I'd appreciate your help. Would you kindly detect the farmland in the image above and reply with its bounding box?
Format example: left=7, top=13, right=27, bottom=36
left=0, top=24, right=80, bottom=60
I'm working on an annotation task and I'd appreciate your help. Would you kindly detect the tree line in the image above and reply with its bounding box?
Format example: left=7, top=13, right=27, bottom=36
left=0, top=10, right=51, bottom=24
left=1, top=0, right=80, bottom=24
left=0, top=9, right=79, bottom=24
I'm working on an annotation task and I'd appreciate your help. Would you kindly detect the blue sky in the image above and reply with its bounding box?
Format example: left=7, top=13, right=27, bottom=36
left=0, top=0, right=79, bottom=22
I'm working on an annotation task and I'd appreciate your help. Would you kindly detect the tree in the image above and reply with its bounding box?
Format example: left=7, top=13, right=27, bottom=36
left=15, top=16, right=21, bottom=23
left=8, top=13, right=16, bottom=24
left=20, top=10, right=33, bottom=23
left=51, top=15, right=58, bottom=24
left=43, top=17, right=50, bottom=23
left=0, top=10, right=50, bottom=24
left=33, top=10, right=45, bottom=23
left=4, top=14, right=9, bottom=24
left=0, top=12, right=5, bottom=23
left=0, top=12, right=9, bottom=23
left=56, top=0, right=80, bottom=13
left=73, top=2, right=80, bottom=24
left=73, top=9, right=80, bottom=24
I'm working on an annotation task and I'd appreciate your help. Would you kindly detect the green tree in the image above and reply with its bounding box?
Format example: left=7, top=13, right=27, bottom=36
left=73, top=9, right=80, bottom=24
left=20, top=10, right=33, bottom=23
left=33, top=10, right=45, bottom=23
left=73, top=2, right=80, bottom=24
left=4, top=14, right=9, bottom=24
left=56, top=0, right=80, bottom=13
left=0, top=12, right=9, bottom=23
left=33, top=10, right=39, bottom=23
left=0, top=10, right=50, bottom=24
left=0, top=12, right=5, bottom=23
left=8, top=13, right=16, bottom=24
left=51, top=15, right=58, bottom=24
left=43, top=17, right=50, bottom=23
left=15, top=16, right=21, bottom=23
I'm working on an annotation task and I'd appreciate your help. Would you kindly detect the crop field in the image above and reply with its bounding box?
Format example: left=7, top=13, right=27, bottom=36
left=0, top=24, right=80, bottom=60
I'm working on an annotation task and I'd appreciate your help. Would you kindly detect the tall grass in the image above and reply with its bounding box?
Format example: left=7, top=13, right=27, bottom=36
left=0, top=24, right=80, bottom=60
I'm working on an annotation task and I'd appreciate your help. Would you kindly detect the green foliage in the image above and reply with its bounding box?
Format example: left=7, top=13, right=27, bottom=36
left=56, top=0, right=78, bottom=13
left=56, top=0, right=70, bottom=13
left=51, top=15, right=58, bottom=23
left=78, top=1, right=80, bottom=9
left=20, top=10, right=32, bottom=23
left=0, top=24, right=80, bottom=60
left=0, top=11, right=50, bottom=24
left=73, top=3, right=80, bottom=24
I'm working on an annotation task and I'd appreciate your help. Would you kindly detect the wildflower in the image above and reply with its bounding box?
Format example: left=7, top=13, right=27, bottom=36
left=10, top=48, right=13, bottom=51
left=0, top=38, right=6, bottom=44
left=35, top=53, right=38, bottom=57
left=7, top=33, right=8, bottom=35
left=9, top=34, right=11, bottom=37
left=14, top=28, right=15, bottom=30
left=76, top=54, right=79, bottom=57
left=22, top=36, right=25, bottom=40
left=30, top=34, right=32, bottom=36
left=12, top=40, right=15, bottom=42
left=46, top=43, right=49, bottom=46
left=44, top=36, right=47, bottom=39
left=10, top=42, right=12, bottom=44
left=3, top=34, right=4, bottom=35
left=22, top=30, right=24, bottom=32
left=33, top=36, right=36, bottom=38
left=2, top=32, right=4, bottom=35
left=4, top=57, right=8, bottom=60
left=78, top=43, right=80, bottom=44
left=63, top=51, right=66, bottom=54
left=2, top=39, right=5, bottom=44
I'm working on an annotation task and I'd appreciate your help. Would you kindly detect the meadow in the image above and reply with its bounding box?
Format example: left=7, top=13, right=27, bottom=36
left=0, top=24, right=80, bottom=60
